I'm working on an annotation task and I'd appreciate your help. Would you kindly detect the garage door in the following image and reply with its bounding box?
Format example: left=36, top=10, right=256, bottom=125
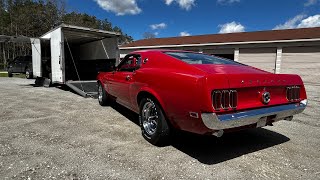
left=239, top=48, right=277, bottom=73
left=282, top=46, right=320, bottom=85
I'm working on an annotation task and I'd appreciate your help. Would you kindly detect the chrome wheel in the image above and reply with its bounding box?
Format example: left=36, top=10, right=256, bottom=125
left=141, top=100, right=159, bottom=136
left=98, top=84, right=103, bottom=102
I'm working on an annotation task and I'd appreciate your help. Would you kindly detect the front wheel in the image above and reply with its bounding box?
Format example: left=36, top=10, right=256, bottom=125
left=98, top=82, right=109, bottom=106
left=139, top=98, right=170, bottom=146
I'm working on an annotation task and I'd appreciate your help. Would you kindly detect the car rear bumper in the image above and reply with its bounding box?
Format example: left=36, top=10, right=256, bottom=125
left=201, top=99, right=307, bottom=131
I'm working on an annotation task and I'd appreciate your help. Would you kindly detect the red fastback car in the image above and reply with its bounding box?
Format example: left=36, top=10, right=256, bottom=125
left=97, top=50, right=307, bottom=145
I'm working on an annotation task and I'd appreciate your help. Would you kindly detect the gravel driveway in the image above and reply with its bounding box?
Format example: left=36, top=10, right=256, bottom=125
left=0, top=77, right=319, bottom=179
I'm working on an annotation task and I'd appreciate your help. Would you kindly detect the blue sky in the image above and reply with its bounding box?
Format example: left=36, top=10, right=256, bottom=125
left=66, top=0, right=320, bottom=40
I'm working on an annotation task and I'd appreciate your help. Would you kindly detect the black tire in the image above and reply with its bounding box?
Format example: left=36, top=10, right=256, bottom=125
left=25, top=68, right=32, bottom=79
left=98, top=82, right=109, bottom=106
left=139, top=97, right=170, bottom=146
left=8, top=71, right=13, bottom=77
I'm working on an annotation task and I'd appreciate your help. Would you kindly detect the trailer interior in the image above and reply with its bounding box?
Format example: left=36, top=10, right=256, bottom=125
left=36, top=24, right=120, bottom=97
left=63, top=29, right=118, bottom=81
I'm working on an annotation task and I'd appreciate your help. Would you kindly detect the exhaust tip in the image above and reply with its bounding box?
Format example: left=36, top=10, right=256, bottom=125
left=212, top=130, right=224, bottom=137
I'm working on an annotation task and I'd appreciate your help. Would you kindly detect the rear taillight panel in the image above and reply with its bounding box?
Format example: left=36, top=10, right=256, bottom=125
left=212, top=90, right=238, bottom=111
left=286, top=86, right=301, bottom=102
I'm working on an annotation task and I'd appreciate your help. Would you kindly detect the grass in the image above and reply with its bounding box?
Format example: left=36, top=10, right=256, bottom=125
left=0, top=72, right=26, bottom=78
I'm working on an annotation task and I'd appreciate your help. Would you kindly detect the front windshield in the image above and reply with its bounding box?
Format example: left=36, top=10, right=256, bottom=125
left=164, top=51, right=242, bottom=65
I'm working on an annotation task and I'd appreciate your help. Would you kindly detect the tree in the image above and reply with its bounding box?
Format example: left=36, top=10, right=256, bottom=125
left=62, top=13, right=133, bottom=44
left=0, top=0, right=133, bottom=70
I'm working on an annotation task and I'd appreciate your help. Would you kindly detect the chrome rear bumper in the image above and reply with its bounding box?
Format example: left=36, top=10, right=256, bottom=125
left=201, top=100, right=307, bottom=130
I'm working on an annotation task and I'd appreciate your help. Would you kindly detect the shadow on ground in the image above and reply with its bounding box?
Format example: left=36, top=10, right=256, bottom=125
left=109, top=101, right=290, bottom=165
left=21, top=84, right=290, bottom=165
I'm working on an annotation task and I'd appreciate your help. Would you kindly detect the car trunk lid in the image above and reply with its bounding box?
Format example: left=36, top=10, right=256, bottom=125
left=192, top=64, right=304, bottom=111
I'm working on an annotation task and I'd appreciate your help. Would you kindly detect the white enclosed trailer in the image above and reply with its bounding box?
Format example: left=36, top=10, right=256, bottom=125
left=31, top=24, right=120, bottom=96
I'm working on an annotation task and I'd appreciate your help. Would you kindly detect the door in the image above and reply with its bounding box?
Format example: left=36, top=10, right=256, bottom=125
left=282, top=46, right=320, bottom=85
left=50, top=28, right=65, bottom=83
left=31, top=38, right=42, bottom=77
left=109, top=54, right=141, bottom=107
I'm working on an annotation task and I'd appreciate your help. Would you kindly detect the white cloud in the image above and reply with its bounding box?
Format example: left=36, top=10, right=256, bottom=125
left=304, top=0, right=318, bottom=6
left=218, top=21, right=245, bottom=34
left=273, top=14, right=306, bottom=30
left=217, top=0, right=240, bottom=5
left=297, top=14, right=320, bottom=28
left=150, top=23, right=167, bottom=30
left=273, top=14, right=320, bottom=30
left=94, top=0, right=141, bottom=16
left=164, top=0, right=196, bottom=10
left=165, top=0, right=174, bottom=5
left=180, top=31, right=191, bottom=36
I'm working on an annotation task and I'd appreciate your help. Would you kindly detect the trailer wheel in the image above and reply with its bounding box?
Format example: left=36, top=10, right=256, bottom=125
left=98, top=82, right=109, bottom=106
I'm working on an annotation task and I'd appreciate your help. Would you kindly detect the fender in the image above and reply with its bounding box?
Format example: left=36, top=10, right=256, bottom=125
left=136, top=86, right=181, bottom=129
left=137, top=86, right=167, bottom=114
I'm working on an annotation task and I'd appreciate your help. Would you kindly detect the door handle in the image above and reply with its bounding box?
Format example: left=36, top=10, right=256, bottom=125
left=126, top=75, right=131, bottom=81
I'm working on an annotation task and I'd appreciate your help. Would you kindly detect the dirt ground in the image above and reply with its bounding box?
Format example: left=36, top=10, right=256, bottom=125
left=0, top=77, right=319, bottom=180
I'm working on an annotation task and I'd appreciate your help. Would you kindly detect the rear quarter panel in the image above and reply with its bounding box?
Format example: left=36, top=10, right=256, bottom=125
left=134, top=67, right=207, bottom=132
left=131, top=52, right=228, bottom=133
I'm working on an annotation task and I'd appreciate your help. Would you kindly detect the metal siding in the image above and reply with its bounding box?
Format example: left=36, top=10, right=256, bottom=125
left=282, top=46, right=320, bottom=85
left=203, top=49, right=234, bottom=54
left=239, top=48, right=277, bottom=73
left=79, top=37, right=118, bottom=60
left=50, top=28, right=65, bottom=83
left=30, top=38, right=41, bottom=77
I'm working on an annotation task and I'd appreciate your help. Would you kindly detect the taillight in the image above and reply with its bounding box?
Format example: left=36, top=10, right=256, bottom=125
left=212, top=90, right=238, bottom=110
left=212, top=91, right=222, bottom=110
left=230, top=90, right=238, bottom=108
left=286, top=86, right=300, bottom=102
left=221, top=90, right=230, bottom=109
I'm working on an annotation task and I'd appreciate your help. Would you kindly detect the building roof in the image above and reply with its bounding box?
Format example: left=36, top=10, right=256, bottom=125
left=121, top=27, right=320, bottom=49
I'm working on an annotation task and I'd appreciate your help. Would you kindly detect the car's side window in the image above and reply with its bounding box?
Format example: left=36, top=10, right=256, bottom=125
left=118, top=55, right=142, bottom=72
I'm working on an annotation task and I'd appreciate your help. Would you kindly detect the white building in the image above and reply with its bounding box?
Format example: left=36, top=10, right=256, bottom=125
left=120, top=27, right=320, bottom=86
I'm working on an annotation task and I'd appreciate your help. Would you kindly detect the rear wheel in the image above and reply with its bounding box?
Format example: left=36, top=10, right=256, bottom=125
left=139, top=97, right=170, bottom=146
left=25, top=68, right=32, bottom=79
left=8, top=71, right=13, bottom=77
left=98, top=82, right=109, bottom=106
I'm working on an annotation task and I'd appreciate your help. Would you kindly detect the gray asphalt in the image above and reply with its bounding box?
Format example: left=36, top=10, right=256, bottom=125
left=0, top=77, right=319, bottom=179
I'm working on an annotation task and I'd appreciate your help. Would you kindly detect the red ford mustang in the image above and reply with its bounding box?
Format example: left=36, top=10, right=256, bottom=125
left=97, top=50, right=307, bottom=145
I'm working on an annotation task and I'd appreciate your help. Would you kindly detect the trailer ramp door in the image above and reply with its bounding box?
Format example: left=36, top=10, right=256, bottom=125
left=66, top=80, right=98, bottom=98
left=51, top=27, right=65, bottom=83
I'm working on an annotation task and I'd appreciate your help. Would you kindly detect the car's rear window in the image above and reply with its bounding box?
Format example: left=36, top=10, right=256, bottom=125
left=164, top=52, right=242, bottom=65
